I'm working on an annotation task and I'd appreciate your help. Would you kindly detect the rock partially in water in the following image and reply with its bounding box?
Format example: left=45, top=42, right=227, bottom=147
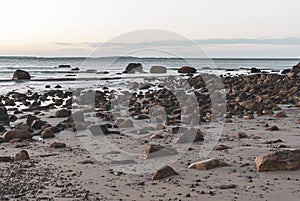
left=178, top=66, right=196, bottom=74
left=150, top=66, right=167, bottom=74
left=12, top=70, right=31, bottom=80
left=123, top=63, right=143, bottom=73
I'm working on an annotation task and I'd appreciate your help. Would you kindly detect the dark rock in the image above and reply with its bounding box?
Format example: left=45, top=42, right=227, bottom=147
left=152, top=165, right=179, bottom=180
left=32, top=120, right=47, bottom=129
left=58, top=64, right=71, bottom=68
left=55, top=109, right=71, bottom=118
left=72, top=67, right=80, bottom=71
left=214, top=144, right=232, bottom=151
left=123, top=63, right=143, bottom=73
left=250, top=67, right=261, bottom=73
left=178, top=66, right=196, bottom=74
left=235, top=132, right=248, bottom=139
left=14, top=150, right=30, bottom=161
left=255, top=149, right=300, bottom=172
left=281, top=69, right=290, bottom=74
left=12, top=70, right=31, bottom=80
left=0, top=106, right=9, bottom=126
left=266, top=126, right=279, bottom=131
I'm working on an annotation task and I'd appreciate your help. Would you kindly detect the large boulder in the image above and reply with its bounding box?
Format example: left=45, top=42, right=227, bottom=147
left=287, top=62, right=300, bottom=77
left=123, top=63, right=143, bottom=73
left=0, top=106, right=9, bottom=126
left=12, top=70, right=31, bottom=80
left=2, top=130, right=32, bottom=142
left=150, top=66, right=167, bottom=74
left=178, top=66, right=197, bottom=74
left=250, top=67, right=261, bottom=73
left=255, top=149, right=300, bottom=172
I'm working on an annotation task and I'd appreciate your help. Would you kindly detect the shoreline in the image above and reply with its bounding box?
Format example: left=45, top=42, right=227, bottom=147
left=0, top=64, right=299, bottom=200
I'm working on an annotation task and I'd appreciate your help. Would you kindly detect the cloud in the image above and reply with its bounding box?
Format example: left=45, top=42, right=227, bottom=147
left=53, top=37, right=300, bottom=49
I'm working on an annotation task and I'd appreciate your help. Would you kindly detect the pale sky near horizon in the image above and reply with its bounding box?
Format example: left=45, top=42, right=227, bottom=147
left=0, top=0, right=300, bottom=57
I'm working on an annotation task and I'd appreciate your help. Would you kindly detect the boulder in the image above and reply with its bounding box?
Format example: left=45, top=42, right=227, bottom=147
left=178, top=66, right=196, bottom=74
left=150, top=66, right=167, bottom=74
left=41, top=127, right=55, bottom=139
left=58, top=64, right=71, bottom=68
left=188, top=158, right=229, bottom=170
left=55, top=109, right=72, bottom=118
left=255, top=149, right=300, bottom=172
left=152, top=165, right=179, bottom=180
left=141, top=144, right=178, bottom=159
left=12, top=70, right=31, bottom=80
left=123, top=63, right=143, bottom=73
left=0, top=106, right=9, bottom=126
left=175, top=128, right=204, bottom=143
left=2, top=130, right=32, bottom=142
left=250, top=67, right=261, bottom=73
left=287, top=62, right=300, bottom=77
left=14, top=150, right=30, bottom=161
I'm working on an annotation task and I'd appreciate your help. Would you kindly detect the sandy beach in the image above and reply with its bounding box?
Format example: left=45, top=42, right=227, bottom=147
left=0, top=63, right=299, bottom=201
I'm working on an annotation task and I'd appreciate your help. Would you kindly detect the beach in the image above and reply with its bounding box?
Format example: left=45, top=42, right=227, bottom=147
left=0, top=60, right=300, bottom=200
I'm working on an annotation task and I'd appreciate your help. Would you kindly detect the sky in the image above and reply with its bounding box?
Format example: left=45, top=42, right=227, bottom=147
left=0, top=0, right=300, bottom=57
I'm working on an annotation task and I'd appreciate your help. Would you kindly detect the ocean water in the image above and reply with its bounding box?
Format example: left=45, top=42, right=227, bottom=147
left=0, top=56, right=298, bottom=94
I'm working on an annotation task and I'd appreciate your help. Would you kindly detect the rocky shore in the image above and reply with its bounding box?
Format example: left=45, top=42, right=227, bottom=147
left=0, top=63, right=299, bottom=200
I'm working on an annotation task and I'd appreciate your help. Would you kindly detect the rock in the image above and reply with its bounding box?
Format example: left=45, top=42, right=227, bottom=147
left=178, top=66, right=196, bottom=74
left=150, top=66, right=167, bottom=74
left=0, top=106, right=9, bottom=126
left=274, top=111, right=287, bottom=118
left=12, top=70, right=31, bottom=80
left=15, top=123, right=31, bottom=131
left=72, top=67, right=80, bottom=71
left=250, top=67, right=261, bottom=73
left=118, top=119, right=134, bottom=128
left=243, top=114, right=254, bottom=119
left=235, top=132, right=248, bottom=139
left=26, top=115, right=39, bottom=126
left=50, top=142, right=66, bottom=149
left=281, top=69, right=290, bottom=74
left=265, top=139, right=283, bottom=144
left=287, top=62, right=300, bottom=77
left=14, top=150, right=30, bottom=161
left=255, top=149, right=300, bottom=172
left=0, top=156, right=12, bottom=162
left=174, top=128, right=204, bottom=143
left=32, top=120, right=47, bottom=129
left=0, top=125, right=5, bottom=133
left=152, top=165, right=179, bottom=180
left=66, top=111, right=85, bottom=123
left=41, top=127, right=55, bottom=139
left=214, top=144, right=232, bottom=151
left=123, top=63, right=143, bottom=73
left=188, top=158, right=229, bottom=170
left=2, top=130, right=32, bottom=142
left=58, top=64, right=71, bottom=68
left=55, top=109, right=71, bottom=118
left=266, top=125, right=279, bottom=131
left=141, top=144, right=178, bottom=159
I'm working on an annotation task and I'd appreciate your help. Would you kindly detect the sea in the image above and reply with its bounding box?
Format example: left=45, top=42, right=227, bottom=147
left=0, top=56, right=298, bottom=94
